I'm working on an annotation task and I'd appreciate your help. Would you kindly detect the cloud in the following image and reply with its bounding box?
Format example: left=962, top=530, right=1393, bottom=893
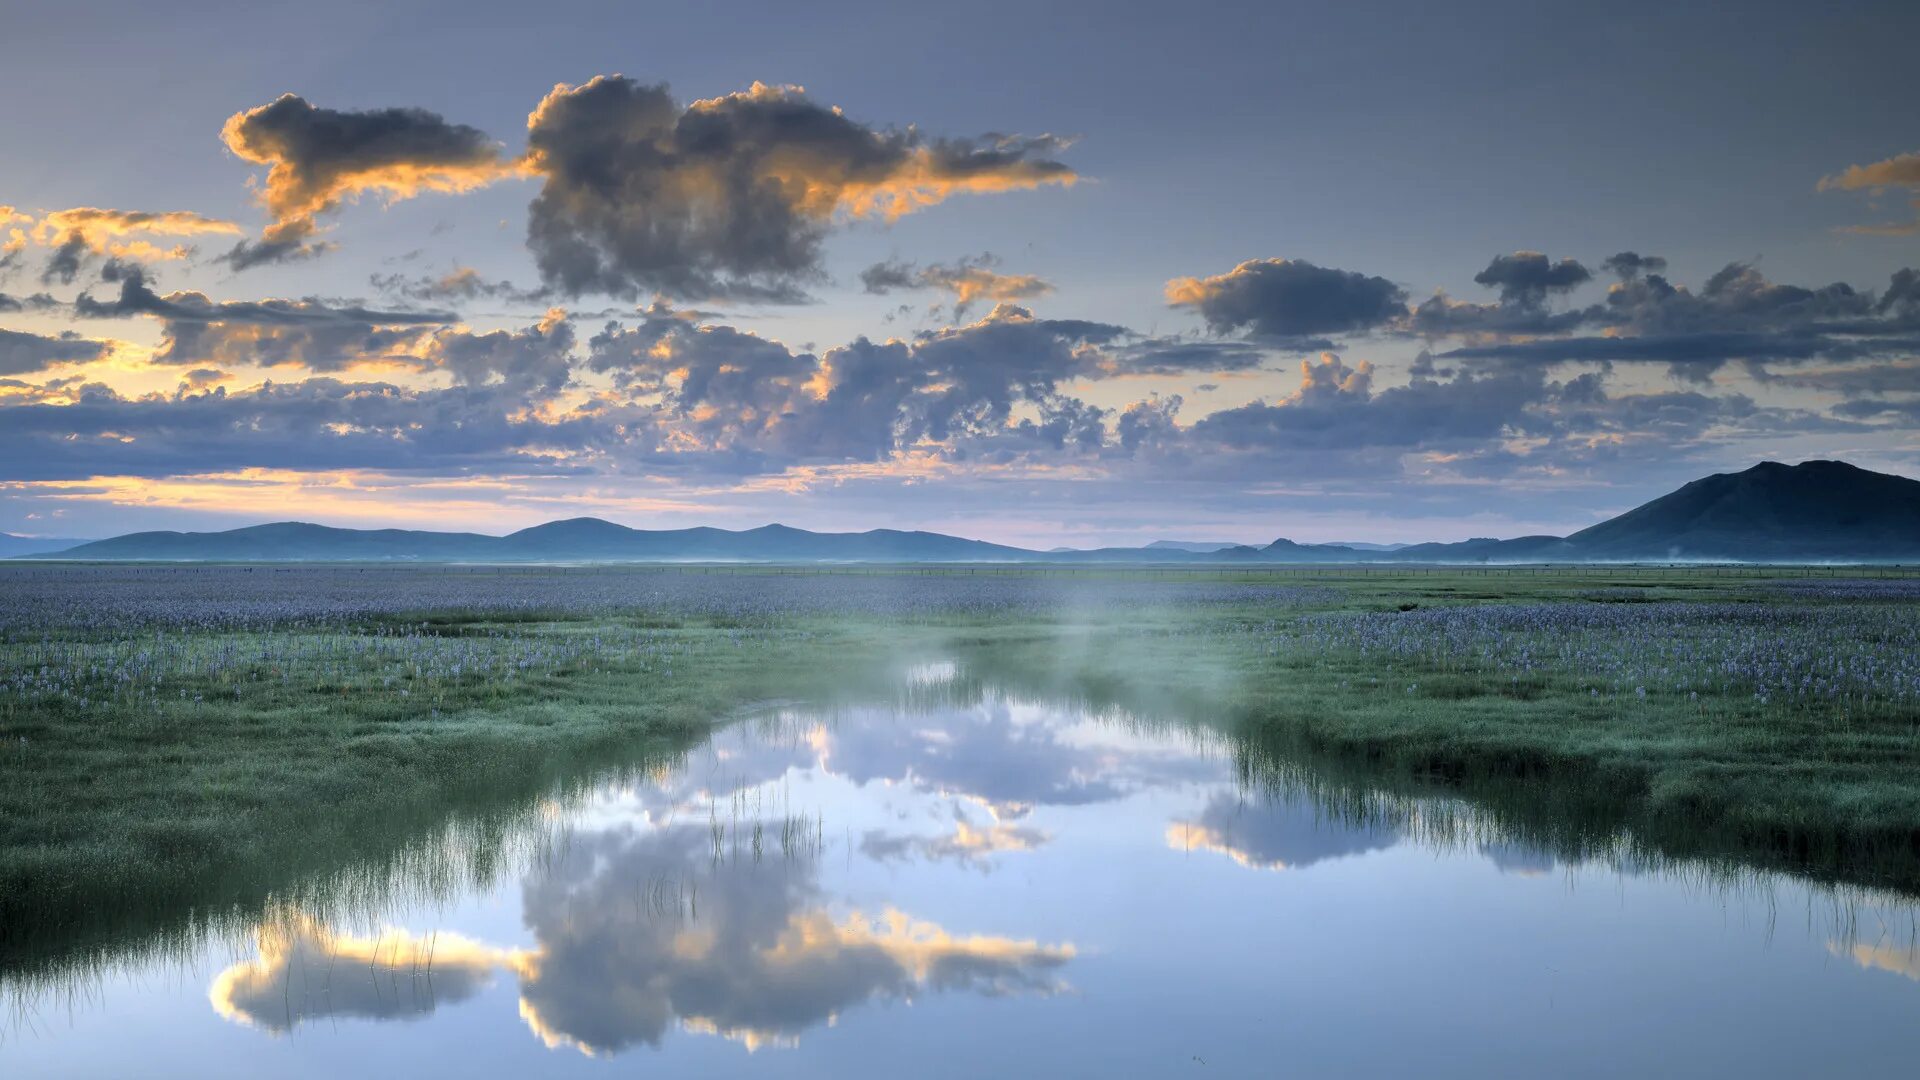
left=209, top=825, right=1074, bottom=1056
left=1167, top=791, right=1401, bottom=871
left=1184, top=353, right=1548, bottom=455
left=75, top=266, right=453, bottom=372
left=420, top=308, right=576, bottom=394
left=0, top=327, right=109, bottom=376
left=859, top=813, right=1049, bottom=870
left=209, top=914, right=525, bottom=1033
left=1601, top=251, right=1667, bottom=281
left=220, top=94, right=525, bottom=267
left=1472, top=251, right=1591, bottom=307
left=17, top=206, right=241, bottom=283
left=523, top=77, right=1075, bottom=301
left=370, top=266, right=549, bottom=306
left=0, top=290, right=60, bottom=314
left=1437, top=262, right=1920, bottom=382
left=859, top=254, right=1053, bottom=318
left=1164, top=258, right=1407, bottom=343
left=586, top=302, right=1126, bottom=469
left=1819, top=149, right=1920, bottom=235
left=0, top=376, right=616, bottom=482
left=1105, top=340, right=1269, bottom=376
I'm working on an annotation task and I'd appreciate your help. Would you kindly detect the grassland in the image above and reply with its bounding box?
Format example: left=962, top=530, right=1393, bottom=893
left=3, top=562, right=1918, bottom=978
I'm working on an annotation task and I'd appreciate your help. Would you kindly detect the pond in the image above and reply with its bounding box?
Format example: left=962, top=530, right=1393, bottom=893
left=5, top=658, right=1918, bottom=1077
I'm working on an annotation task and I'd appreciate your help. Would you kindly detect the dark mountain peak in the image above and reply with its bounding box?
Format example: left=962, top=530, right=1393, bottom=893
left=1567, top=459, right=1920, bottom=559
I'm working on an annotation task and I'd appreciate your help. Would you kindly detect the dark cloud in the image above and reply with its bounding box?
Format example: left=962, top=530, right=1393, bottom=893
left=219, top=94, right=522, bottom=268
left=39, top=232, right=89, bottom=285
left=219, top=233, right=335, bottom=271
left=1880, top=267, right=1920, bottom=315
left=0, top=290, right=60, bottom=313
left=1601, top=251, right=1667, bottom=281
left=0, top=327, right=109, bottom=375
left=1165, top=258, right=1406, bottom=343
left=523, top=77, right=1075, bottom=301
left=420, top=311, right=576, bottom=394
left=1473, top=251, right=1592, bottom=306
left=74, top=266, right=455, bottom=372
left=1438, top=262, right=1920, bottom=382
left=1108, top=339, right=1269, bottom=376
left=1407, top=293, right=1590, bottom=338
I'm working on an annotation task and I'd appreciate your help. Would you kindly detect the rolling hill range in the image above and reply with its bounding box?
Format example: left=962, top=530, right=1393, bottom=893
left=14, top=461, right=1920, bottom=564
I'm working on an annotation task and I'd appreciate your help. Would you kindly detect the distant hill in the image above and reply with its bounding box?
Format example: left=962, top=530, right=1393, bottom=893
left=0, top=533, right=89, bottom=558
left=18, top=460, right=1920, bottom=564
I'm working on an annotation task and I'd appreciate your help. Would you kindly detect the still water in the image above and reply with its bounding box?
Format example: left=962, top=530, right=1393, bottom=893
left=6, top=661, right=1919, bottom=1077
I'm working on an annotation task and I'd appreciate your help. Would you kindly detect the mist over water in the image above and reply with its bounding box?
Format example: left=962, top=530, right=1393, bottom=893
left=6, top=657, right=1920, bottom=1078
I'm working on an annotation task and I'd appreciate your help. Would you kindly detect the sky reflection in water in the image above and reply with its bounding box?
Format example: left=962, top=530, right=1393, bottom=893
left=8, top=664, right=1920, bottom=1078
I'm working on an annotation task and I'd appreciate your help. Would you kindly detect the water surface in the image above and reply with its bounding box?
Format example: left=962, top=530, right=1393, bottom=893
left=6, top=661, right=1919, bottom=1077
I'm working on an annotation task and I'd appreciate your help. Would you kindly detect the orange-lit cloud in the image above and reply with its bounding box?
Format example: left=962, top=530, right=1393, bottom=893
left=860, top=254, right=1054, bottom=317
left=1830, top=940, right=1920, bottom=982
left=221, top=94, right=529, bottom=266
left=524, top=76, right=1075, bottom=300
left=1819, top=149, right=1920, bottom=235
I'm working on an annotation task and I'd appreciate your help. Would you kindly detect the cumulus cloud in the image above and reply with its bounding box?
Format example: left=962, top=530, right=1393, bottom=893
left=220, top=94, right=526, bottom=268
left=523, top=77, right=1075, bottom=301
left=859, top=254, right=1053, bottom=318
left=1164, top=258, right=1407, bottom=344
left=586, top=302, right=1124, bottom=468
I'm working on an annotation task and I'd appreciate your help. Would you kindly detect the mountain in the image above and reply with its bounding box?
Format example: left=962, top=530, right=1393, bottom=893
left=18, top=460, right=1920, bottom=564
left=0, top=533, right=89, bottom=557
left=33, top=519, right=1035, bottom=563
left=1560, top=460, right=1920, bottom=560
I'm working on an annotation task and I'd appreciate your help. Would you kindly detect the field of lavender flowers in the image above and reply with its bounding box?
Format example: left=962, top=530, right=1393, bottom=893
left=3, top=562, right=1919, bottom=976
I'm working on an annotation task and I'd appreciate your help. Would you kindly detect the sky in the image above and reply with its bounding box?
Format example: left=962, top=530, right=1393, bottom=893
left=2, top=0, right=1918, bottom=548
